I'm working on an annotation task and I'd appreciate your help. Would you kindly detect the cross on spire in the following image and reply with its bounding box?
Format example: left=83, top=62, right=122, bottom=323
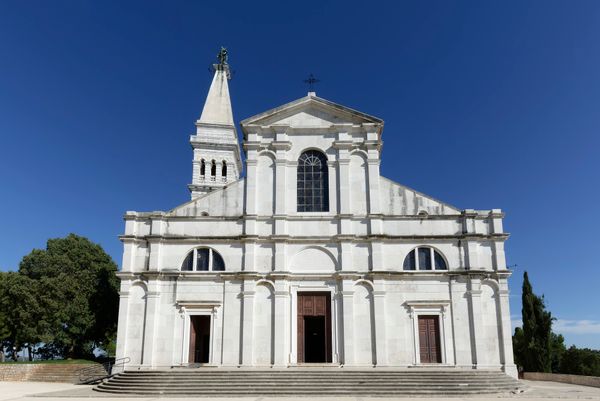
left=303, top=73, right=320, bottom=92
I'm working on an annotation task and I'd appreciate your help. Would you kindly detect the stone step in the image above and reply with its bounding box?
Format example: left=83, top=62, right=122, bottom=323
left=106, top=377, right=513, bottom=384
left=116, top=371, right=509, bottom=376
left=98, top=385, right=521, bottom=391
left=95, top=369, right=523, bottom=396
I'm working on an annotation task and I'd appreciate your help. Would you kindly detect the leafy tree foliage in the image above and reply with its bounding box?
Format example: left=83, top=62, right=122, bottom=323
left=550, top=332, right=566, bottom=373
left=559, top=347, right=600, bottom=377
left=0, top=234, right=119, bottom=360
left=0, top=272, right=50, bottom=360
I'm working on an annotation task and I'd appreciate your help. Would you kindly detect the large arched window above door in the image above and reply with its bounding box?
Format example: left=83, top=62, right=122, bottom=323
left=181, top=247, right=225, bottom=271
left=297, top=150, right=329, bottom=212
left=403, top=247, right=447, bottom=271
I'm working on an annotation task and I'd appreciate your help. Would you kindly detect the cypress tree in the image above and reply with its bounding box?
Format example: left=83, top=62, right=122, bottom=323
left=519, top=271, right=553, bottom=372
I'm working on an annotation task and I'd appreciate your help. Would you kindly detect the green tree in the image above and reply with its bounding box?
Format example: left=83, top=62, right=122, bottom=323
left=0, top=272, right=49, bottom=360
left=550, top=332, right=566, bottom=373
left=560, top=346, right=600, bottom=377
left=516, top=271, right=554, bottom=372
left=18, top=234, right=119, bottom=359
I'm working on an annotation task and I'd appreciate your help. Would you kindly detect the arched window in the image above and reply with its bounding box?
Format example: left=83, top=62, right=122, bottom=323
left=403, top=247, right=447, bottom=271
left=222, top=160, right=227, bottom=177
left=181, top=247, right=225, bottom=272
left=200, top=159, right=206, bottom=176
left=297, top=150, right=329, bottom=212
left=210, top=160, right=216, bottom=177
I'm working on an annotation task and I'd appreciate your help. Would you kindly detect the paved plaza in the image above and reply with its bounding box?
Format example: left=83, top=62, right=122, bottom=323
left=1, top=380, right=600, bottom=401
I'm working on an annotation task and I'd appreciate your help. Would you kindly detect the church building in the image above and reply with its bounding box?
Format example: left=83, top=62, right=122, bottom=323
left=115, top=51, right=517, bottom=378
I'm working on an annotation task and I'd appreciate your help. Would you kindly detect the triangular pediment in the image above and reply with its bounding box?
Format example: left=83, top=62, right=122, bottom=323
left=241, top=94, right=382, bottom=135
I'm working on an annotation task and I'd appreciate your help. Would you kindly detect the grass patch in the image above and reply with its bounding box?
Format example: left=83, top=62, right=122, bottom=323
left=0, top=359, right=96, bottom=364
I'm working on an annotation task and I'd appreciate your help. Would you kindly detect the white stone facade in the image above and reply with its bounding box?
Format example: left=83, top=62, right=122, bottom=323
left=115, top=67, right=517, bottom=378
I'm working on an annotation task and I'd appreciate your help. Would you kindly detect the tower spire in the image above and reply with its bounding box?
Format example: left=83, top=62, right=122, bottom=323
left=198, top=47, right=233, bottom=125
left=188, top=47, right=242, bottom=199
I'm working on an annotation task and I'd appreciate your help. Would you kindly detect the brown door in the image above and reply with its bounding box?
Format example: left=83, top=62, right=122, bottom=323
left=418, top=315, right=442, bottom=363
left=189, top=316, right=211, bottom=363
left=297, top=292, right=332, bottom=363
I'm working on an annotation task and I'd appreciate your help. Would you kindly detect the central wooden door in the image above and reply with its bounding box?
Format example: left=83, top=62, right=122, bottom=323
left=418, top=315, right=442, bottom=363
left=297, top=292, right=332, bottom=363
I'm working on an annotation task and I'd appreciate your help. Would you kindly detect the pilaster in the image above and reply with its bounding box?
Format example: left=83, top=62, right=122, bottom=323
left=372, top=286, right=387, bottom=366
left=340, top=280, right=355, bottom=365
left=468, top=277, right=485, bottom=367
left=366, top=157, right=381, bottom=215
left=336, top=148, right=351, bottom=215
left=243, top=240, right=256, bottom=272
left=339, top=242, right=353, bottom=271
left=498, top=279, right=518, bottom=378
left=241, top=281, right=255, bottom=365
left=274, top=242, right=287, bottom=271
left=142, top=283, right=160, bottom=367
left=273, top=281, right=290, bottom=366
left=115, top=283, right=130, bottom=362
left=244, top=157, right=258, bottom=216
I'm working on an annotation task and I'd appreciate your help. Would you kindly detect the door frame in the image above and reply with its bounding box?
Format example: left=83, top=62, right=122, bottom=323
left=181, top=310, right=215, bottom=365
left=405, top=301, right=451, bottom=365
left=290, top=287, right=338, bottom=364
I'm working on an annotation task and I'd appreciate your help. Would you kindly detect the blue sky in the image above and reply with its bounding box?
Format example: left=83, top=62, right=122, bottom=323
left=1, top=1, right=599, bottom=348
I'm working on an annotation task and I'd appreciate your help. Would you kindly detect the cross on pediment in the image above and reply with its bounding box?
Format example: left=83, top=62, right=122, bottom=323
left=303, top=73, right=320, bottom=91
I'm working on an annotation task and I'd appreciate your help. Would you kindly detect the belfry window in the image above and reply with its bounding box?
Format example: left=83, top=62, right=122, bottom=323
left=222, top=161, right=227, bottom=177
left=297, top=150, right=329, bottom=212
left=403, top=247, right=447, bottom=271
left=181, top=248, right=225, bottom=272
left=210, top=160, right=216, bottom=177
left=200, top=159, right=206, bottom=176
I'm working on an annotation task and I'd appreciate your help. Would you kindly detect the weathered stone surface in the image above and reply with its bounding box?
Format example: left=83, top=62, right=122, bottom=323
left=115, top=64, right=517, bottom=379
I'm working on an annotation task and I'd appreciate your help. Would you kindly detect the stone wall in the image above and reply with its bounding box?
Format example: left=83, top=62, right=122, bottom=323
left=524, top=372, right=600, bottom=388
left=0, top=363, right=106, bottom=383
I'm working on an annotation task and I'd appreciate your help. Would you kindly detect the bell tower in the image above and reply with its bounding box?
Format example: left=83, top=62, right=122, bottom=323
left=188, top=48, right=242, bottom=199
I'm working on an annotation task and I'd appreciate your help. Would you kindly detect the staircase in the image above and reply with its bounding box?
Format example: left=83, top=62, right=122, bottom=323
left=95, top=368, right=525, bottom=396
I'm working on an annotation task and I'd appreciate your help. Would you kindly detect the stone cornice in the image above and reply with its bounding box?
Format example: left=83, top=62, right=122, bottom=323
left=119, top=233, right=509, bottom=243
left=123, top=212, right=495, bottom=221
left=115, top=269, right=512, bottom=281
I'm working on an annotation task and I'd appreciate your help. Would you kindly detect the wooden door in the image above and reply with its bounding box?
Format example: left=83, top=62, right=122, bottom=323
left=297, top=292, right=332, bottom=363
left=188, top=317, right=197, bottom=363
left=418, top=315, right=442, bottom=363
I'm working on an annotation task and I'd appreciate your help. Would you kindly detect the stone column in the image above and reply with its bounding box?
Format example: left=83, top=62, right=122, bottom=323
left=121, top=239, right=136, bottom=272
left=273, top=135, right=290, bottom=216
left=339, top=242, right=353, bottom=271
left=274, top=242, right=287, bottom=272
left=243, top=240, right=256, bottom=272
left=142, top=285, right=160, bottom=367
left=468, top=277, right=484, bottom=367
left=273, top=281, right=290, bottom=366
left=337, top=151, right=351, bottom=216
left=147, top=239, right=162, bottom=272
left=327, top=160, right=338, bottom=214
left=498, top=279, right=518, bottom=378
left=372, top=287, right=387, bottom=366
left=370, top=242, right=383, bottom=271
left=244, top=157, right=258, bottom=216
left=115, top=282, right=130, bottom=363
left=366, top=158, right=381, bottom=215
left=241, top=280, right=255, bottom=365
left=340, top=280, right=355, bottom=365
